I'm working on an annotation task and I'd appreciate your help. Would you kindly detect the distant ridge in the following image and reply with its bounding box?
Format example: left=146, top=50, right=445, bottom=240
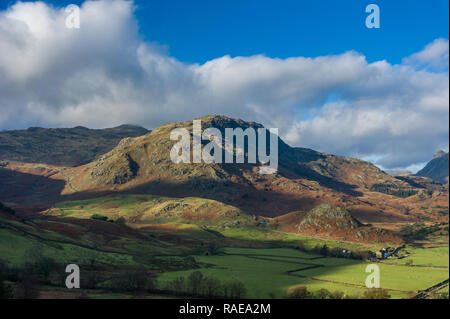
left=416, top=151, right=449, bottom=184
left=0, top=125, right=150, bottom=166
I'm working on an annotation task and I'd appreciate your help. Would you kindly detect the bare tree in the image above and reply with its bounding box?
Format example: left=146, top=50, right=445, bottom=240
left=14, top=274, right=40, bottom=299
left=0, top=271, right=12, bottom=299
left=188, top=271, right=203, bottom=296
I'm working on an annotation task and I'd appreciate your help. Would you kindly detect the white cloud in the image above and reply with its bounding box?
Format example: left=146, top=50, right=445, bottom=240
left=403, top=38, right=449, bottom=71
left=0, top=0, right=448, bottom=170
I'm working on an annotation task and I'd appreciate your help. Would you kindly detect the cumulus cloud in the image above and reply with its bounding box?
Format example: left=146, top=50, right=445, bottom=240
left=0, top=0, right=448, bottom=171
left=403, top=38, right=449, bottom=71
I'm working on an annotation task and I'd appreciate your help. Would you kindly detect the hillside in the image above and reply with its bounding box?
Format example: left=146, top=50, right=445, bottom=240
left=0, top=117, right=448, bottom=300
left=46, top=194, right=258, bottom=228
left=273, top=204, right=402, bottom=243
left=0, top=200, right=203, bottom=271
left=416, top=151, right=449, bottom=184
left=0, top=115, right=447, bottom=244
left=63, top=115, right=444, bottom=220
left=0, top=124, right=149, bottom=166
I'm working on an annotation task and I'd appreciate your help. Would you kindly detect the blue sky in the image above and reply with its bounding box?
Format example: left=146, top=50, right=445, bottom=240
left=0, top=0, right=448, bottom=170
left=2, top=0, right=448, bottom=64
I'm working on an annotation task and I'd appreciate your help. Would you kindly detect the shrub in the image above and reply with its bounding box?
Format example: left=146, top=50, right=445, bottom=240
left=115, top=217, right=126, bottom=224
left=167, top=277, right=186, bottom=295
left=109, top=271, right=149, bottom=292
left=164, top=273, right=247, bottom=299
left=285, top=286, right=313, bottom=299
left=91, top=214, right=109, bottom=221
left=224, top=281, right=247, bottom=299
left=14, top=274, right=40, bottom=299
left=429, top=291, right=449, bottom=299
left=22, top=244, right=60, bottom=283
left=0, top=271, right=13, bottom=299
left=314, top=288, right=333, bottom=299
left=330, top=290, right=345, bottom=299
left=201, top=277, right=222, bottom=298
left=370, top=183, right=418, bottom=198
left=0, top=202, right=15, bottom=215
left=188, top=271, right=204, bottom=296
left=363, top=288, right=391, bottom=299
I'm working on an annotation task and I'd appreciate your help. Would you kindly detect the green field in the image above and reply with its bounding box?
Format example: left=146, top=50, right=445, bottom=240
left=158, top=247, right=449, bottom=299
left=2, top=194, right=448, bottom=299
left=0, top=228, right=140, bottom=268
left=216, top=226, right=383, bottom=251
left=378, top=246, right=449, bottom=267
left=50, top=194, right=255, bottom=227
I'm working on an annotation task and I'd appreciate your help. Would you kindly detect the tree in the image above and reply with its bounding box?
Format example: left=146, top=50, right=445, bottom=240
left=0, top=202, right=15, bottom=215
left=330, top=290, right=345, bottom=299
left=201, top=277, right=221, bottom=298
left=207, top=242, right=219, bottom=255
left=79, top=250, right=98, bottom=269
left=110, top=271, right=148, bottom=292
left=285, top=286, right=313, bottom=299
left=115, top=217, right=126, bottom=224
left=228, top=281, right=247, bottom=299
left=363, top=288, right=391, bottom=299
left=319, top=244, right=329, bottom=256
left=14, top=274, right=40, bottom=299
left=23, top=244, right=59, bottom=281
left=314, top=288, right=332, bottom=299
left=355, top=250, right=373, bottom=261
left=188, top=271, right=204, bottom=296
left=91, top=214, right=108, bottom=221
left=0, top=271, right=12, bottom=299
left=170, top=277, right=186, bottom=295
left=82, top=272, right=102, bottom=289
left=295, top=242, right=306, bottom=252
left=23, top=243, right=44, bottom=265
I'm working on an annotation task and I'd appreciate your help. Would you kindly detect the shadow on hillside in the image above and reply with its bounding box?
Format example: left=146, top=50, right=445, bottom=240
left=0, top=168, right=66, bottom=214
left=55, top=176, right=360, bottom=218
left=52, top=179, right=315, bottom=217
left=1, top=161, right=362, bottom=218
left=287, top=163, right=363, bottom=197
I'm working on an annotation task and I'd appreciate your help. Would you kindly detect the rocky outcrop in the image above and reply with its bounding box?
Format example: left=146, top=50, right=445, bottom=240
left=91, top=152, right=139, bottom=185
left=298, top=204, right=361, bottom=231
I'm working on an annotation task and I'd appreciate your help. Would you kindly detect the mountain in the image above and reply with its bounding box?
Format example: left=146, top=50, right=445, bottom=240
left=0, top=124, right=149, bottom=167
left=54, top=115, right=446, bottom=223
left=416, top=151, right=449, bottom=184
left=66, top=116, right=401, bottom=215
left=0, top=115, right=447, bottom=244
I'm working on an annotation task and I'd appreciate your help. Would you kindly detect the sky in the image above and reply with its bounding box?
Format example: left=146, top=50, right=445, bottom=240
left=0, top=0, right=448, bottom=171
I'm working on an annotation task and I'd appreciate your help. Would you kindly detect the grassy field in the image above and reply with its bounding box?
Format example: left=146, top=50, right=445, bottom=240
left=216, top=226, right=383, bottom=251
left=2, top=194, right=448, bottom=299
left=379, top=246, right=449, bottom=267
left=50, top=194, right=255, bottom=227
left=158, top=247, right=449, bottom=299
left=0, top=228, right=140, bottom=268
